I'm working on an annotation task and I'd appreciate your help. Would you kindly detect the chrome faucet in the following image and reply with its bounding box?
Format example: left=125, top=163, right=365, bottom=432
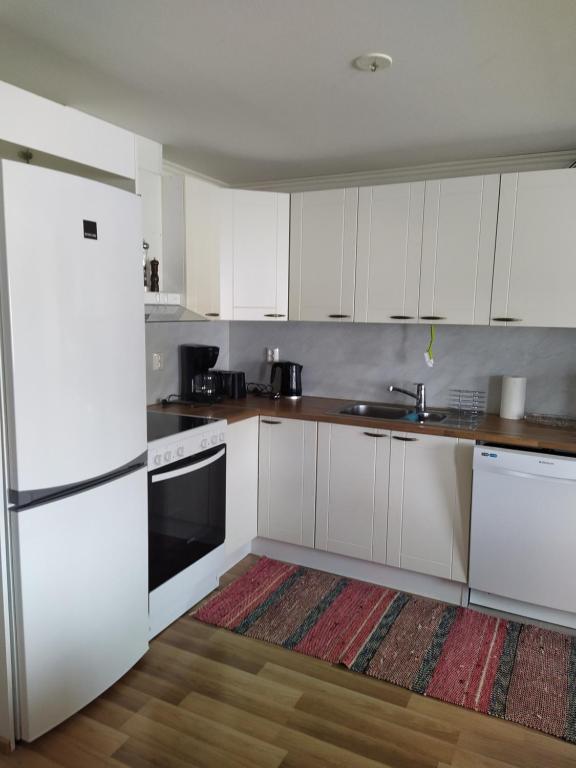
left=388, top=383, right=427, bottom=417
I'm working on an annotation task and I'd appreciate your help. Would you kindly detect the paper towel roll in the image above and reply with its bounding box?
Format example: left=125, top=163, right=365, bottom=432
left=500, top=376, right=526, bottom=420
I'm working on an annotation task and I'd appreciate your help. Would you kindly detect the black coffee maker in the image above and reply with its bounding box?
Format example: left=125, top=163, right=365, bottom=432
left=180, top=344, right=246, bottom=403
left=270, top=361, right=303, bottom=399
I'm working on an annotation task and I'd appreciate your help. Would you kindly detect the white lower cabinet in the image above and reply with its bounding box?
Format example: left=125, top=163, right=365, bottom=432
left=315, top=423, right=390, bottom=562
left=226, top=418, right=259, bottom=556
left=258, top=418, right=474, bottom=584
left=258, top=418, right=317, bottom=547
left=387, top=432, right=474, bottom=582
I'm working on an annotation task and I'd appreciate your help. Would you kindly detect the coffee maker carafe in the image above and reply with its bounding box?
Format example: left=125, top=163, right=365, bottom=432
left=270, top=361, right=303, bottom=399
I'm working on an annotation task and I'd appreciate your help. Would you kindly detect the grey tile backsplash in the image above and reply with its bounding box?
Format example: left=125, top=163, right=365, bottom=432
left=146, top=320, right=576, bottom=415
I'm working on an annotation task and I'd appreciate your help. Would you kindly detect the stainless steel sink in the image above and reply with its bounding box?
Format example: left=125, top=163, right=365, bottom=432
left=415, top=411, right=448, bottom=423
left=339, top=403, right=413, bottom=419
left=338, top=402, right=449, bottom=423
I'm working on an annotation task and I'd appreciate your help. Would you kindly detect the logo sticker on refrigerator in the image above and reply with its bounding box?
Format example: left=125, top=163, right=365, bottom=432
left=83, top=220, right=98, bottom=240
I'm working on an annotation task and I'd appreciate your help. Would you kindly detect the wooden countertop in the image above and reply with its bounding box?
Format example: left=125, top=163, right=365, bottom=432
left=148, top=395, right=576, bottom=453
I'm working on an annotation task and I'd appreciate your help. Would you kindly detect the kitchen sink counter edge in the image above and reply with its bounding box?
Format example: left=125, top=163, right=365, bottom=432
left=147, top=395, right=576, bottom=453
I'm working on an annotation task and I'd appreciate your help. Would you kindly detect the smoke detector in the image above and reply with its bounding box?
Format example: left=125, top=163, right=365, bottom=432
left=352, top=53, right=393, bottom=72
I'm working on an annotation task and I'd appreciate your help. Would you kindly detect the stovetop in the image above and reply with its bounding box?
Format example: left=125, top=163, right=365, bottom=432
left=146, top=411, right=216, bottom=442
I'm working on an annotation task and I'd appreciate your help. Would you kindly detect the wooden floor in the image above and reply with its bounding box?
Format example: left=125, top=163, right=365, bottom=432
left=3, top=556, right=576, bottom=768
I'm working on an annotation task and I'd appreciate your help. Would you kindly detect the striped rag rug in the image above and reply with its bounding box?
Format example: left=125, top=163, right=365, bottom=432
left=193, top=556, right=576, bottom=743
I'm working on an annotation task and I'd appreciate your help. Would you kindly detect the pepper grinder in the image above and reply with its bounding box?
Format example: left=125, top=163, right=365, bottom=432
left=149, top=255, right=160, bottom=292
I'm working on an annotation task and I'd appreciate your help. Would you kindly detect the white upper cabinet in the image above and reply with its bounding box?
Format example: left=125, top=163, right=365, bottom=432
left=491, top=169, right=576, bottom=327
left=184, top=180, right=289, bottom=320
left=258, top=418, right=317, bottom=547
left=0, top=80, right=135, bottom=180
left=184, top=175, right=225, bottom=318
left=387, top=433, right=473, bottom=582
left=315, top=423, right=390, bottom=562
left=419, top=175, right=499, bottom=325
left=289, top=189, right=358, bottom=321
left=222, top=190, right=289, bottom=320
left=355, top=182, right=424, bottom=323
left=136, top=137, right=163, bottom=287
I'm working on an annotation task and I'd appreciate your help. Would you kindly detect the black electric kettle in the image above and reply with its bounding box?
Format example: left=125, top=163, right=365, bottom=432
left=270, top=361, right=303, bottom=398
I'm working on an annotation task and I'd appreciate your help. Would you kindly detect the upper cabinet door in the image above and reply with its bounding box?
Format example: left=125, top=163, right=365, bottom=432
left=226, top=190, right=289, bottom=321
left=184, top=176, right=224, bottom=319
left=355, top=183, right=424, bottom=323
left=0, top=81, right=136, bottom=180
left=289, top=189, right=358, bottom=321
left=491, top=170, right=576, bottom=327
left=419, top=175, right=499, bottom=325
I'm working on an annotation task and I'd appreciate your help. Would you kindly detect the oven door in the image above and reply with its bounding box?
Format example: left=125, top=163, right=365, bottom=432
left=148, top=445, right=226, bottom=591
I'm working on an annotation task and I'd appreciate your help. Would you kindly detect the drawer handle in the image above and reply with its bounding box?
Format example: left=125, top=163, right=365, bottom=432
left=389, top=315, right=414, bottom=320
left=420, top=316, right=446, bottom=321
left=363, top=432, right=384, bottom=438
left=492, top=317, right=522, bottom=322
left=328, top=314, right=351, bottom=319
left=392, top=436, right=418, bottom=442
left=263, top=313, right=286, bottom=318
left=205, top=312, right=220, bottom=317
left=261, top=419, right=282, bottom=425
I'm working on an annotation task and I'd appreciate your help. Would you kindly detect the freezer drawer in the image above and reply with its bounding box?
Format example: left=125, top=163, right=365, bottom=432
left=11, top=468, right=148, bottom=741
left=469, top=447, right=576, bottom=616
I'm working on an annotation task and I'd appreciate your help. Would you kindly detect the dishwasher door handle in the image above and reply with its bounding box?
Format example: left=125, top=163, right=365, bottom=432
left=476, top=466, right=576, bottom=485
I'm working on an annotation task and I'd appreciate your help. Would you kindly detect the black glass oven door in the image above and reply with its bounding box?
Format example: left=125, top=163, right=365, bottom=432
left=148, top=445, right=226, bottom=591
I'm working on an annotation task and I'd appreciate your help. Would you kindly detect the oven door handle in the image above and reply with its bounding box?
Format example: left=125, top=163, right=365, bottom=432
left=151, top=448, right=225, bottom=483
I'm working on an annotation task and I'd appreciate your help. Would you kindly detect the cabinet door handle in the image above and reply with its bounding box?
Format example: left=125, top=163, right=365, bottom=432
left=363, top=432, right=384, bottom=438
left=492, top=317, right=522, bottom=322
left=205, top=312, right=220, bottom=317
left=392, top=436, right=418, bottom=442
left=420, top=316, right=446, bottom=321
left=263, top=313, right=286, bottom=318
left=328, top=314, right=351, bottom=319
left=389, top=315, right=414, bottom=320
left=261, top=419, right=282, bottom=425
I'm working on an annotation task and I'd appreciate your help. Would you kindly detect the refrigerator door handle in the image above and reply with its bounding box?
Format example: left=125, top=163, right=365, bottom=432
left=10, top=451, right=147, bottom=511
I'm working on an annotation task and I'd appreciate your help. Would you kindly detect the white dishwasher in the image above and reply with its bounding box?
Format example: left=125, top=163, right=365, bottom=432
left=469, top=444, right=576, bottom=629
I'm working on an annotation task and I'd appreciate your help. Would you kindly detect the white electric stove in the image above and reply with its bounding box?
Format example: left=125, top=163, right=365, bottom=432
left=146, top=411, right=227, bottom=637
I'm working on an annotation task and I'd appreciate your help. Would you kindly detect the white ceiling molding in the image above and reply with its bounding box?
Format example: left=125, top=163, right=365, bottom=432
left=162, top=159, right=226, bottom=186
left=235, top=149, right=576, bottom=192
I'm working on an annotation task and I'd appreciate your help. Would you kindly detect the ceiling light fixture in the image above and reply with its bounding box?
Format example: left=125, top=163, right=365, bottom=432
left=352, top=53, right=393, bottom=72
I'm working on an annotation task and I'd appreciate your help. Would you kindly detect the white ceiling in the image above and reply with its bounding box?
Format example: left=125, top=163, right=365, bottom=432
left=0, top=0, right=575, bottom=185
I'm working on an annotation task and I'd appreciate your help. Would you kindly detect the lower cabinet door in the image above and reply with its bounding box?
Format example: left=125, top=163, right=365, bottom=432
left=387, top=433, right=474, bottom=582
left=226, top=417, right=259, bottom=555
left=258, top=418, right=317, bottom=546
left=315, top=423, right=390, bottom=561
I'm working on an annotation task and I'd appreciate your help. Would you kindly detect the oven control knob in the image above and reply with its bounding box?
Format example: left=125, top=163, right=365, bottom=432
left=176, top=446, right=185, bottom=458
left=211, top=435, right=218, bottom=445
left=164, top=451, right=172, bottom=462
left=201, top=438, right=208, bottom=449
left=153, top=454, right=162, bottom=466
left=219, top=432, right=225, bottom=443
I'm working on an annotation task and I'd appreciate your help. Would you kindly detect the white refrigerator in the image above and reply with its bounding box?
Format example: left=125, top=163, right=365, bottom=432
left=0, top=160, right=148, bottom=741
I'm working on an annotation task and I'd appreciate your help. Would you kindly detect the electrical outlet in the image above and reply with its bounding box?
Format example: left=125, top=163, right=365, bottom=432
left=266, top=347, right=280, bottom=363
left=151, top=352, right=164, bottom=371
